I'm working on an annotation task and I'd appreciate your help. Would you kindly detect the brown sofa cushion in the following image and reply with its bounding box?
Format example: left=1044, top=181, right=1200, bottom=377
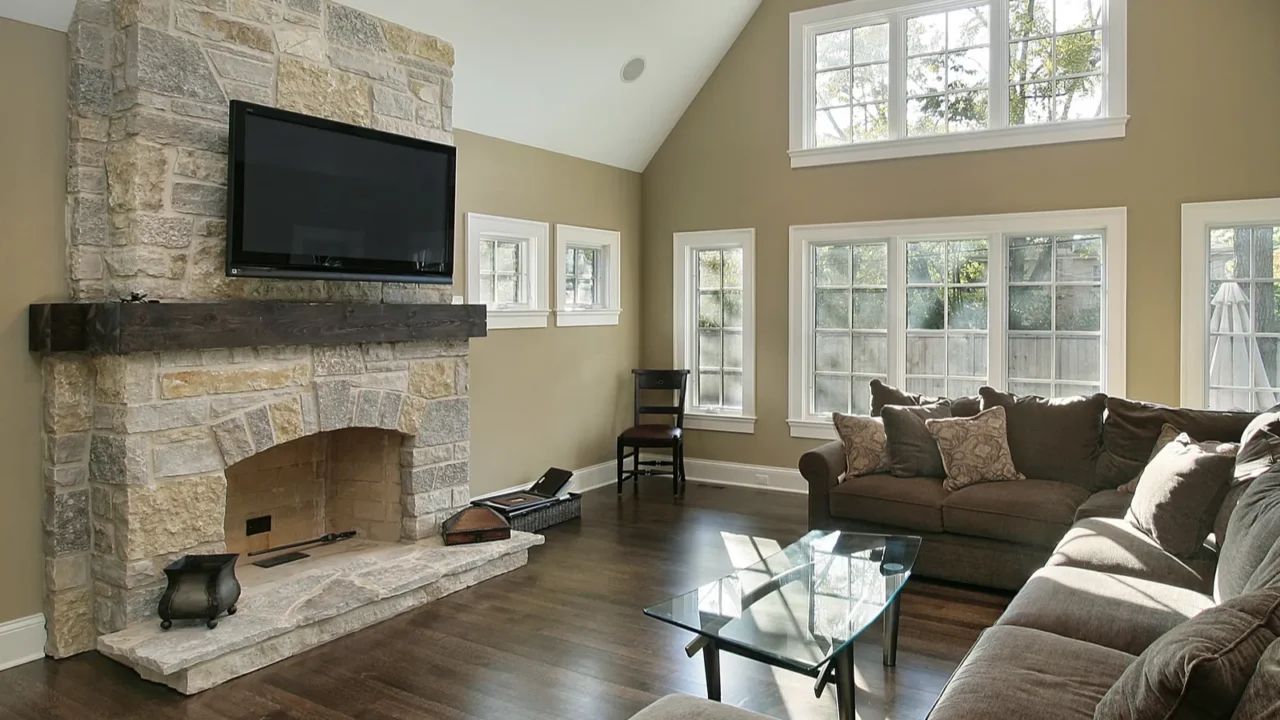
left=1231, top=639, right=1280, bottom=719
left=1118, top=423, right=1183, bottom=493
left=1235, top=410, right=1280, bottom=483
left=978, top=388, right=1105, bottom=489
left=1095, top=589, right=1280, bottom=720
left=997, top=566, right=1215, bottom=656
left=1048, top=518, right=1217, bottom=593
left=942, top=479, right=1091, bottom=549
left=881, top=403, right=951, bottom=478
left=927, top=626, right=1134, bottom=720
left=1217, top=466, right=1280, bottom=602
left=1097, top=397, right=1255, bottom=490
left=868, top=379, right=979, bottom=417
left=828, top=474, right=948, bottom=532
left=1126, top=433, right=1236, bottom=559
left=1213, top=480, right=1252, bottom=552
left=926, top=406, right=1025, bottom=491
left=831, top=413, right=889, bottom=477
left=1075, top=489, right=1133, bottom=522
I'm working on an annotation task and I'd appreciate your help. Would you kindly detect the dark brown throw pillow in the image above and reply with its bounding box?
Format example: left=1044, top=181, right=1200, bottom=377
left=1126, top=433, right=1237, bottom=558
left=1119, top=423, right=1184, bottom=493
left=978, top=387, right=1105, bottom=489
left=1235, top=411, right=1280, bottom=483
left=881, top=403, right=951, bottom=478
left=868, top=380, right=980, bottom=418
left=1095, top=589, right=1280, bottom=720
left=1097, top=397, right=1255, bottom=490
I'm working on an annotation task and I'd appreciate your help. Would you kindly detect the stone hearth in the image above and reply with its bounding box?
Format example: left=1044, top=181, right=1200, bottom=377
left=37, top=0, right=533, bottom=694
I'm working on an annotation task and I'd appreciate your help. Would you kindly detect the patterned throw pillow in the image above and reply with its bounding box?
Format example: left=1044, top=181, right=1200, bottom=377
left=1118, top=423, right=1184, bottom=493
left=925, top=406, right=1026, bottom=492
left=832, top=413, right=890, bottom=477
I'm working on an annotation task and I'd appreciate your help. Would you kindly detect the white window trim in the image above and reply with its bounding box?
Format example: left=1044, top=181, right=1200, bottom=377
left=673, top=229, right=758, bottom=434
left=465, top=213, right=550, bottom=330
left=554, top=225, right=622, bottom=327
left=1180, top=198, right=1280, bottom=409
left=787, top=207, right=1127, bottom=440
left=788, top=0, right=1129, bottom=168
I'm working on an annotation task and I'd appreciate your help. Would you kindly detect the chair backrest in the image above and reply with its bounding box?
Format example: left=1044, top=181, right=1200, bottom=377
left=633, top=369, right=690, bottom=428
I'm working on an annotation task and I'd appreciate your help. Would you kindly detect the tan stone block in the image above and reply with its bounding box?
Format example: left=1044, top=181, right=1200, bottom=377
left=106, top=139, right=167, bottom=214
left=122, top=474, right=226, bottom=559
left=95, top=354, right=157, bottom=404
left=381, top=21, right=454, bottom=66
left=397, top=394, right=427, bottom=436
left=46, top=554, right=90, bottom=591
left=159, top=364, right=308, bottom=398
left=44, top=357, right=94, bottom=433
left=174, top=7, right=273, bottom=53
left=268, top=396, right=305, bottom=445
left=45, top=587, right=95, bottom=658
left=173, top=148, right=227, bottom=183
left=104, top=247, right=188, bottom=279
left=408, top=359, right=454, bottom=399
left=152, top=427, right=213, bottom=445
left=116, top=0, right=171, bottom=29
left=277, top=57, right=371, bottom=128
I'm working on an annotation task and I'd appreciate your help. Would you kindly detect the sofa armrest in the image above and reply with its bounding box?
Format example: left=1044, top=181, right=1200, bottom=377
left=799, top=441, right=846, bottom=530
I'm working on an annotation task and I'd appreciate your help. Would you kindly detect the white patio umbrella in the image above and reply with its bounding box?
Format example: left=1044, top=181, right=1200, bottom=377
left=1208, top=281, right=1279, bottom=411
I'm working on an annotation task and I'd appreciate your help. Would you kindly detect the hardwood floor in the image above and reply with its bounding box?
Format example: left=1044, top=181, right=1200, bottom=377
left=0, top=483, right=1010, bottom=720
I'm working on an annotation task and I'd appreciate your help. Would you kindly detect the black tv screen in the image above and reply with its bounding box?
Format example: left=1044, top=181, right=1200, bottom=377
left=226, top=101, right=456, bottom=284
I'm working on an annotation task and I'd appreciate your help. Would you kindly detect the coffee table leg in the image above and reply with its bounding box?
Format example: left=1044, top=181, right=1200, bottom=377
left=703, top=639, right=721, bottom=702
left=834, top=643, right=856, bottom=720
left=883, top=594, right=901, bottom=667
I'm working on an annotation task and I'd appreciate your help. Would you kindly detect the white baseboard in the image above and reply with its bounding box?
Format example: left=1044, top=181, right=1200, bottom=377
left=474, top=456, right=806, bottom=501
left=472, top=459, right=618, bottom=500
left=0, top=614, right=45, bottom=671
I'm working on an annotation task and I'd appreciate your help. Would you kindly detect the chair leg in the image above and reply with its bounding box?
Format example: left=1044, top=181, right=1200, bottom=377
left=632, top=447, right=640, bottom=493
left=672, top=444, right=679, bottom=496
left=679, top=443, right=687, bottom=488
left=616, top=440, right=624, bottom=494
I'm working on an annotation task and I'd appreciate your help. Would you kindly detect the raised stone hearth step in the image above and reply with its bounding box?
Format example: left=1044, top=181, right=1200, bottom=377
left=97, top=532, right=543, bottom=694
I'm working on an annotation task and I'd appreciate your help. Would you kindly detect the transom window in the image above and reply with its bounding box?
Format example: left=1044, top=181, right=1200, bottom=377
left=790, top=0, right=1127, bottom=167
left=788, top=209, right=1126, bottom=439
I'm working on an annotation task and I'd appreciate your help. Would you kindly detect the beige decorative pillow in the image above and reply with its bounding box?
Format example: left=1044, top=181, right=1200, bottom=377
left=1119, top=423, right=1183, bottom=493
left=925, top=406, right=1025, bottom=492
left=832, top=413, right=890, bottom=477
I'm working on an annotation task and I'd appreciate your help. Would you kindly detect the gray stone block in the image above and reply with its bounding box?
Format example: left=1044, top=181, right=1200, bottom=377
left=124, top=109, right=228, bottom=153
left=45, top=465, right=90, bottom=489
left=223, top=81, right=274, bottom=106
left=153, top=439, right=224, bottom=478
left=46, top=554, right=91, bottom=591
left=71, top=23, right=108, bottom=64
left=89, top=434, right=150, bottom=484
left=71, top=194, right=109, bottom=246
left=133, top=27, right=225, bottom=104
left=417, top=398, right=469, bottom=445
left=326, top=3, right=387, bottom=53
left=372, top=85, right=412, bottom=120
left=316, top=380, right=355, bottom=431
left=401, top=461, right=467, bottom=494
left=47, top=433, right=91, bottom=465
left=172, top=183, right=227, bottom=216
left=354, top=389, right=380, bottom=427
left=170, top=99, right=229, bottom=123
left=125, top=399, right=209, bottom=433
left=245, top=405, right=274, bottom=453
left=314, top=345, right=364, bottom=375
left=329, top=46, right=404, bottom=85
left=208, top=49, right=275, bottom=88
left=132, top=214, right=193, bottom=248
left=378, top=391, right=403, bottom=430
left=72, top=0, right=113, bottom=26
left=211, top=415, right=254, bottom=466
left=71, top=63, right=112, bottom=116
left=401, top=489, right=452, bottom=516
left=50, top=490, right=91, bottom=555
left=287, top=0, right=321, bottom=14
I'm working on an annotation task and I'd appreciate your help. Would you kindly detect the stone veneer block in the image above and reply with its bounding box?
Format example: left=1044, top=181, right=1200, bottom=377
left=277, top=57, right=372, bottom=127
left=120, top=474, right=226, bottom=559
left=98, top=534, right=542, bottom=693
left=160, top=365, right=309, bottom=399
left=131, top=26, right=225, bottom=103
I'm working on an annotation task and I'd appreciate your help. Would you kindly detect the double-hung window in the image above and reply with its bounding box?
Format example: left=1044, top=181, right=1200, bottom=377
left=465, top=214, right=550, bottom=329
left=1181, top=199, right=1280, bottom=412
left=790, top=0, right=1128, bottom=167
left=788, top=208, right=1126, bottom=439
left=674, top=230, right=757, bottom=433
left=554, top=225, right=622, bottom=327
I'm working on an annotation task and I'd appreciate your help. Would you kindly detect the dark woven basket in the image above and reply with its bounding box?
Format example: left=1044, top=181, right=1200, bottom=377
left=507, top=493, right=582, bottom=533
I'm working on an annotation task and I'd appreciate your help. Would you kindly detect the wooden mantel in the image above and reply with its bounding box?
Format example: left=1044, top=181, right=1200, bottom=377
left=29, top=301, right=487, bottom=354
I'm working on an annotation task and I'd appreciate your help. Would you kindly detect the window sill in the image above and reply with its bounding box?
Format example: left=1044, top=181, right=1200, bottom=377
left=554, top=309, right=621, bottom=327
left=486, top=309, right=550, bottom=330
left=787, top=419, right=838, bottom=441
left=686, top=413, right=756, bottom=434
left=789, top=116, right=1129, bottom=169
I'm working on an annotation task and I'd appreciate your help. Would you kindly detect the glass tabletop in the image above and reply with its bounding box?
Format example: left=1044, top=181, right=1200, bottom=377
left=643, top=530, right=921, bottom=674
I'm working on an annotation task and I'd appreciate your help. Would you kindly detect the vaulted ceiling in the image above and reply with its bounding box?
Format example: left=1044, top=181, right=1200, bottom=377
left=0, top=0, right=762, bottom=171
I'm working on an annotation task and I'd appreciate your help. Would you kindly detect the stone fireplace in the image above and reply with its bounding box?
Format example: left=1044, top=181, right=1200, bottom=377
left=37, top=0, right=541, bottom=694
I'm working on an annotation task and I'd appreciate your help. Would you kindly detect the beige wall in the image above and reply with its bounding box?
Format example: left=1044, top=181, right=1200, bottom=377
left=454, top=130, right=642, bottom=496
left=641, top=0, right=1280, bottom=470
left=0, top=18, right=69, bottom=625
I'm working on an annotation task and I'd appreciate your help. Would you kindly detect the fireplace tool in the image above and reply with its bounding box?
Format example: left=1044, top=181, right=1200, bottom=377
left=248, top=531, right=358, bottom=568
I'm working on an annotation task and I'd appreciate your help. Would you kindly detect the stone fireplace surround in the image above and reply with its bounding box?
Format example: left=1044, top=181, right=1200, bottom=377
left=38, top=0, right=542, bottom=693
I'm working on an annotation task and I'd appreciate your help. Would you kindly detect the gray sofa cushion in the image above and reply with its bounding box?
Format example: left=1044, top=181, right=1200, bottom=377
left=868, top=379, right=980, bottom=418
left=1126, top=433, right=1236, bottom=558
left=927, top=625, right=1134, bottom=720
left=829, top=474, right=948, bottom=533
left=1218, top=466, right=1280, bottom=602
left=978, top=388, right=1105, bottom=489
left=1048, top=517, right=1217, bottom=593
left=1213, top=480, right=1252, bottom=552
left=1235, top=410, right=1280, bottom=482
left=882, top=403, right=951, bottom=478
left=1231, top=639, right=1280, bottom=719
left=630, top=695, right=771, bottom=720
left=1074, top=489, right=1132, bottom=522
left=996, top=566, right=1215, bottom=656
left=942, top=479, right=1091, bottom=549
left=1095, top=588, right=1280, bottom=720
left=1096, top=397, right=1254, bottom=490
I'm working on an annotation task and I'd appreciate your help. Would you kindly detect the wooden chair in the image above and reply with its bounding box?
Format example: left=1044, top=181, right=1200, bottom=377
left=617, top=369, right=690, bottom=496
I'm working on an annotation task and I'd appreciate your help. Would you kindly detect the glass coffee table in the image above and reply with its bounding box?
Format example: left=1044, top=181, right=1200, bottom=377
left=644, top=530, right=921, bottom=720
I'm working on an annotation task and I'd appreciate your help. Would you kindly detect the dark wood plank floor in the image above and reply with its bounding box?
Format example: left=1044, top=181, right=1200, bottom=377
left=0, top=483, right=1010, bottom=720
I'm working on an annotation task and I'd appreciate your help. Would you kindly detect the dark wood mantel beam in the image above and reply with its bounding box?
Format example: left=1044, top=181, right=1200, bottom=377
left=29, top=302, right=487, bottom=354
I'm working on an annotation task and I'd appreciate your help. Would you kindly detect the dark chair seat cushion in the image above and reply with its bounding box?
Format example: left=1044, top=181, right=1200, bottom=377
left=1074, top=489, right=1133, bottom=522
left=1048, top=517, right=1217, bottom=593
left=620, top=424, right=682, bottom=443
left=927, top=625, right=1135, bottom=720
left=997, top=566, right=1215, bottom=656
left=829, top=474, right=948, bottom=533
left=942, top=479, right=1092, bottom=549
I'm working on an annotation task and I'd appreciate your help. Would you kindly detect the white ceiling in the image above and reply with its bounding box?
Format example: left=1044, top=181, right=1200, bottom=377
left=1, top=0, right=762, bottom=171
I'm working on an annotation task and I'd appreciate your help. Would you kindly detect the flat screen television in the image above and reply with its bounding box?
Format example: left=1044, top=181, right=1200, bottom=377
left=226, top=100, right=457, bottom=284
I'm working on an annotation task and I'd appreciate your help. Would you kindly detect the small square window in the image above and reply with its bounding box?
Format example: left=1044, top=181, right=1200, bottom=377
left=555, top=225, right=622, bottom=327
left=466, top=214, right=550, bottom=330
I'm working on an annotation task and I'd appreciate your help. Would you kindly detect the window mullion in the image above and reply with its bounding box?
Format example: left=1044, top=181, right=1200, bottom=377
left=889, top=236, right=908, bottom=387
left=888, top=14, right=907, bottom=141
left=990, top=0, right=1011, bottom=129
left=988, top=233, right=1009, bottom=391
